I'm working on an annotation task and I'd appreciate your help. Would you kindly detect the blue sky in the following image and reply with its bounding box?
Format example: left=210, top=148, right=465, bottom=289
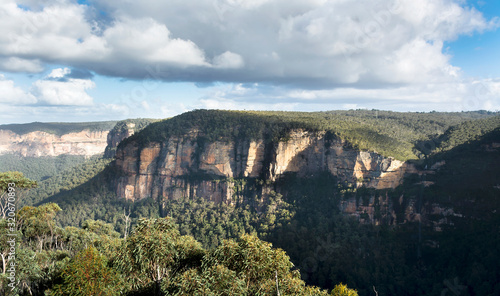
left=0, top=0, right=499, bottom=124
left=445, top=0, right=500, bottom=77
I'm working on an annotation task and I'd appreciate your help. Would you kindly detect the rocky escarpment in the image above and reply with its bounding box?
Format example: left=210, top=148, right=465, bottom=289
left=0, top=129, right=109, bottom=157
left=115, top=129, right=416, bottom=203
left=104, top=122, right=137, bottom=159
left=104, top=119, right=156, bottom=158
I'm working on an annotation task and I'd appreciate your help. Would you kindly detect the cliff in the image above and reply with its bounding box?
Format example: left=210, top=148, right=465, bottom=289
left=103, top=118, right=157, bottom=158
left=104, top=122, right=137, bottom=159
left=0, top=119, right=154, bottom=159
left=114, top=109, right=500, bottom=228
left=115, top=129, right=416, bottom=203
left=0, top=129, right=109, bottom=157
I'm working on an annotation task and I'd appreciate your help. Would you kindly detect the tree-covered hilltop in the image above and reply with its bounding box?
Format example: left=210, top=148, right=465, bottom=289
left=435, top=116, right=500, bottom=152
left=0, top=121, right=117, bottom=136
left=121, top=109, right=499, bottom=161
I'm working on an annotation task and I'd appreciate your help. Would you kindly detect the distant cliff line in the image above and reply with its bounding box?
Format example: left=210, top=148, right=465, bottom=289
left=0, top=119, right=155, bottom=158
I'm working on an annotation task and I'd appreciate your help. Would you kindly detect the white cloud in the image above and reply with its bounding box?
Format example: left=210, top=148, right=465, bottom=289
left=32, top=74, right=95, bottom=106
left=0, top=68, right=96, bottom=107
left=0, top=1, right=211, bottom=76
left=0, top=74, right=36, bottom=104
left=0, top=0, right=496, bottom=86
left=0, top=57, right=43, bottom=73
left=101, top=17, right=209, bottom=67
left=197, top=79, right=500, bottom=112
left=47, top=67, right=71, bottom=79
left=0, top=0, right=499, bottom=123
left=213, top=51, right=245, bottom=69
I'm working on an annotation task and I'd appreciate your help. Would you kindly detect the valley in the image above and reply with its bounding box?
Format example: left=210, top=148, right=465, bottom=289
left=1, top=110, right=499, bottom=295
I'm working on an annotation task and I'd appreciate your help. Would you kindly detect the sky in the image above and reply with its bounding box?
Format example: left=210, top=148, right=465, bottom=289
left=0, top=0, right=499, bottom=124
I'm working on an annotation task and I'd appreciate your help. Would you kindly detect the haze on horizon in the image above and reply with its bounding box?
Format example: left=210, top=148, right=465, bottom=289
left=0, top=0, right=499, bottom=124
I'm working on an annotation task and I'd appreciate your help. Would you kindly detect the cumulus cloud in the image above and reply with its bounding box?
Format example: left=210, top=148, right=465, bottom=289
left=31, top=68, right=95, bottom=106
left=0, top=0, right=496, bottom=87
left=0, top=0, right=499, bottom=121
left=101, top=17, right=209, bottom=67
left=0, top=74, right=36, bottom=104
left=0, top=68, right=96, bottom=109
left=47, top=68, right=71, bottom=79
left=0, top=1, right=211, bottom=77
left=197, top=79, right=500, bottom=112
left=213, top=51, right=245, bottom=69
left=0, top=57, right=43, bottom=73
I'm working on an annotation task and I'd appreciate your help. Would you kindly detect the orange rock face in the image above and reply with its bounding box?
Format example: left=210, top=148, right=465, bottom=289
left=115, top=129, right=415, bottom=202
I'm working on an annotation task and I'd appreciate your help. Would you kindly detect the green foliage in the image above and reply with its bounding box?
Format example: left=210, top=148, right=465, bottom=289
left=0, top=171, right=37, bottom=192
left=331, top=283, right=358, bottom=296
left=424, top=127, right=500, bottom=218
left=207, top=234, right=293, bottom=289
left=164, top=234, right=331, bottom=296
left=9, top=211, right=343, bottom=296
left=22, top=156, right=111, bottom=206
left=160, top=191, right=293, bottom=249
left=5, top=110, right=500, bottom=295
left=0, top=171, right=37, bottom=219
left=49, top=246, right=122, bottom=296
left=169, top=264, right=247, bottom=296
left=114, top=217, right=204, bottom=294
left=17, top=203, right=61, bottom=251
left=0, top=121, right=117, bottom=136
left=436, top=116, right=500, bottom=152
left=0, top=245, right=44, bottom=296
left=0, top=154, right=87, bottom=181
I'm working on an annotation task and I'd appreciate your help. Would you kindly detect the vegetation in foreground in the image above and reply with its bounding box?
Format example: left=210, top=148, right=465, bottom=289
left=0, top=172, right=357, bottom=296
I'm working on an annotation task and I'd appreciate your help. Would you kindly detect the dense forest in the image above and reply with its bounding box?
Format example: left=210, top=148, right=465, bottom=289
left=0, top=172, right=357, bottom=295
left=1, top=110, right=499, bottom=295
left=0, top=154, right=88, bottom=182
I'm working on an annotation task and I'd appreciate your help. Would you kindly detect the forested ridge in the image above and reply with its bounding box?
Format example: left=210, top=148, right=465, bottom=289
left=122, top=109, right=498, bottom=160
left=0, top=121, right=117, bottom=136
left=1, top=110, right=499, bottom=295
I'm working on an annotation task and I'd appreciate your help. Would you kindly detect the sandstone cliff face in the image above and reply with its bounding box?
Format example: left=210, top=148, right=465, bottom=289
left=0, top=129, right=109, bottom=157
left=115, top=129, right=415, bottom=202
left=104, top=122, right=136, bottom=158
